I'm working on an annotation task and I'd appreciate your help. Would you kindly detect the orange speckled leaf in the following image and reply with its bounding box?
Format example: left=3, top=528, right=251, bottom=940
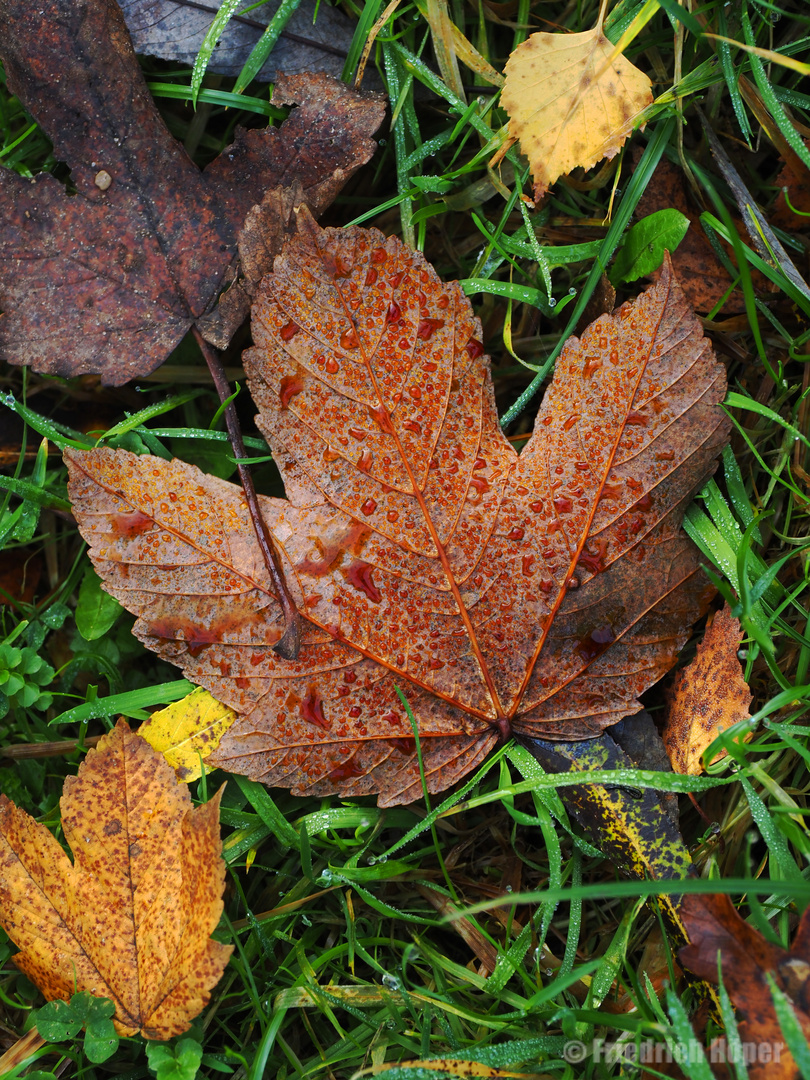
left=663, top=602, right=753, bottom=775
left=65, top=213, right=729, bottom=806
left=0, top=720, right=232, bottom=1039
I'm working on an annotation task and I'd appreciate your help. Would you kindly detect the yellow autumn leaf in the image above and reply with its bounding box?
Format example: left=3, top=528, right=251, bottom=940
left=139, top=687, right=237, bottom=782
left=0, top=720, right=232, bottom=1039
left=498, top=3, right=652, bottom=200
left=663, top=603, right=753, bottom=775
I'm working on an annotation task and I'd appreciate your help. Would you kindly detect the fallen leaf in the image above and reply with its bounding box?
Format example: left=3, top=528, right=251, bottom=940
left=0, top=0, right=385, bottom=385
left=140, top=687, right=238, bottom=782
left=638, top=171, right=732, bottom=313
left=680, top=892, right=810, bottom=1079
left=0, top=719, right=232, bottom=1039
left=523, top=732, right=692, bottom=939
left=65, top=214, right=729, bottom=806
left=120, top=0, right=356, bottom=82
left=498, top=5, right=652, bottom=200
left=663, top=603, right=753, bottom=775
left=772, top=138, right=810, bottom=229
left=0, top=548, right=41, bottom=609
left=196, top=181, right=302, bottom=351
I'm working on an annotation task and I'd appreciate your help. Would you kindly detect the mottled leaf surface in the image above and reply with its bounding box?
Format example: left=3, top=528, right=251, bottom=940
left=0, top=0, right=384, bottom=385
left=681, top=893, right=810, bottom=1080
left=498, top=12, right=652, bottom=201
left=140, top=687, right=238, bottom=782
left=66, top=216, right=729, bottom=805
left=664, top=602, right=753, bottom=775
left=0, top=720, right=232, bottom=1039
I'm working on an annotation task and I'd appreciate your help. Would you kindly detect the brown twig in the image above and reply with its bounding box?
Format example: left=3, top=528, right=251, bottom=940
left=0, top=736, right=102, bottom=759
left=192, top=326, right=301, bottom=660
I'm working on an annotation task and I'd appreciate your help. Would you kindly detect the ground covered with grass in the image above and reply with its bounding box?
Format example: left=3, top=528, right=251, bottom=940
left=2, top=0, right=810, bottom=1077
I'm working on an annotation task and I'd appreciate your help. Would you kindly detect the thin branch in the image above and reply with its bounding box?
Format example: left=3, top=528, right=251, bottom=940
left=193, top=326, right=301, bottom=660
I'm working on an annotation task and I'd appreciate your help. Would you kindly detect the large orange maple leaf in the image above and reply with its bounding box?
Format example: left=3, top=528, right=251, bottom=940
left=65, top=212, right=729, bottom=805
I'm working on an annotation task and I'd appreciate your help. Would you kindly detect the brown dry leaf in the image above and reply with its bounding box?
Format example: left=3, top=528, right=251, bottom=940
left=498, top=6, right=652, bottom=200
left=772, top=138, right=810, bottom=229
left=680, top=893, right=810, bottom=1080
left=663, top=602, right=753, bottom=775
left=632, top=157, right=738, bottom=314
left=64, top=213, right=729, bottom=807
left=0, top=719, right=232, bottom=1039
left=633, top=155, right=776, bottom=315
left=0, top=0, right=384, bottom=386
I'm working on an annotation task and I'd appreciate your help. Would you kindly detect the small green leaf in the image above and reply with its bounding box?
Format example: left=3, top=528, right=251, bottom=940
left=65, top=992, right=115, bottom=1026
left=0, top=645, right=22, bottom=668
left=411, top=175, right=455, bottom=194
left=33, top=992, right=118, bottom=1063
left=147, top=1037, right=204, bottom=1080
left=83, top=1019, right=119, bottom=1064
left=34, top=999, right=83, bottom=1042
left=17, top=650, right=43, bottom=676
left=610, top=209, right=690, bottom=284
left=5, top=672, right=24, bottom=697
left=41, top=603, right=71, bottom=630
left=76, top=565, right=123, bottom=641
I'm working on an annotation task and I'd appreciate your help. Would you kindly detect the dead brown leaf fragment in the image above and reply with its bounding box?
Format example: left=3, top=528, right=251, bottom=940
left=498, top=7, right=652, bottom=200
left=0, top=0, right=384, bottom=386
left=0, top=719, right=232, bottom=1039
left=663, top=602, right=753, bottom=775
left=65, top=216, right=729, bottom=807
left=632, top=157, right=738, bottom=314
left=680, top=893, right=810, bottom=1080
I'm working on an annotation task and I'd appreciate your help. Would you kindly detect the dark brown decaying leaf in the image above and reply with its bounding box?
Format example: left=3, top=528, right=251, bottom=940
left=633, top=154, right=773, bottom=315
left=0, top=720, right=232, bottom=1040
left=680, top=893, right=810, bottom=1080
left=0, top=0, right=385, bottom=385
left=196, top=182, right=302, bottom=351
left=65, top=214, right=729, bottom=806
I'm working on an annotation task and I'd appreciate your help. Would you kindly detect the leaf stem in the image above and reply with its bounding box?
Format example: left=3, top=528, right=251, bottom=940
left=192, top=326, right=301, bottom=660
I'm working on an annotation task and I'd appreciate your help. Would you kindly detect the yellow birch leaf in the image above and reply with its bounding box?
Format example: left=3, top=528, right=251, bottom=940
left=0, top=719, right=232, bottom=1039
left=663, top=603, right=753, bottom=775
left=139, top=687, right=238, bottom=782
left=498, top=9, right=652, bottom=201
